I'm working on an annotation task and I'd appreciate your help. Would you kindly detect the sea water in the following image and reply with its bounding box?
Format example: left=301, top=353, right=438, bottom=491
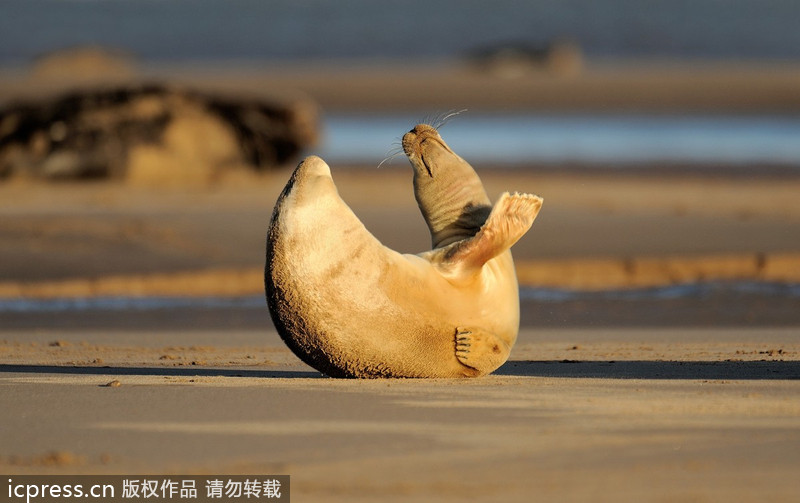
left=317, top=114, right=800, bottom=168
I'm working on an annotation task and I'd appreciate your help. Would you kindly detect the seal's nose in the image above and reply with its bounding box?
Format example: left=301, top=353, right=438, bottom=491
left=401, top=130, right=417, bottom=155
left=403, top=124, right=439, bottom=154
left=410, top=124, right=437, bottom=136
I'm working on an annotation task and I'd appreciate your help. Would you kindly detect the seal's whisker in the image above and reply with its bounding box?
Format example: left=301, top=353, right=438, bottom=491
left=377, top=143, right=404, bottom=169
left=434, top=109, right=468, bottom=130
left=429, top=111, right=448, bottom=128
left=385, top=140, right=403, bottom=155
left=376, top=151, right=403, bottom=169
left=424, top=111, right=439, bottom=127
left=420, top=112, right=437, bottom=127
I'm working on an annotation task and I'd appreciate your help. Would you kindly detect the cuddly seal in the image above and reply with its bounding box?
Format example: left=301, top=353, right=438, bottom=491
left=265, top=123, right=542, bottom=378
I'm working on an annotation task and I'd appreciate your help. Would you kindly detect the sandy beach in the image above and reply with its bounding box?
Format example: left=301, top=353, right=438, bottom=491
left=2, top=167, right=799, bottom=502
left=1, top=59, right=800, bottom=502
left=2, top=328, right=799, bottom=502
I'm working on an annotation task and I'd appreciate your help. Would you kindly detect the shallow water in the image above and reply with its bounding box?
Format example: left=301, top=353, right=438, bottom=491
left=0, top=295, right=265, bottom=314
left=520, top=281, right=800, bottom=302
left=2, top=282, right=798, bottom=314
left=318, top=114, right=800, bottom=168
left=2, top=282, right=798, bottom=329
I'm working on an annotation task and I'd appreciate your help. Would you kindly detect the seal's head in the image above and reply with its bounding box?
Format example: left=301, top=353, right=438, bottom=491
left=402, top=124, right=492, bottom=249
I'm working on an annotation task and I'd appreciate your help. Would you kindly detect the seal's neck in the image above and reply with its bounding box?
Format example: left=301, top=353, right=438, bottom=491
left=413, top=156, right=492, bottom=249
left=402, top=124, right=492, bottom=249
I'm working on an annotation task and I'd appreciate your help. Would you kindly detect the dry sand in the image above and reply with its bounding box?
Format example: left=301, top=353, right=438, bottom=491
left=1, top=328, right=799, bottom=503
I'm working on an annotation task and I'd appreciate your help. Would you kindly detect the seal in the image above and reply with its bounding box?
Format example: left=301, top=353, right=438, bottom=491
left=265, top=123, right=542, bottom=378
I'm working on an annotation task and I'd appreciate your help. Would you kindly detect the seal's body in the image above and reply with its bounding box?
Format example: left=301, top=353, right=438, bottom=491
left=265, top=124, right=542, bottom=377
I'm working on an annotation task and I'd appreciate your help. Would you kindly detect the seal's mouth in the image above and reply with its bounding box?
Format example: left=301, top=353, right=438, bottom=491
left=419, top=150, right=433, bottom=178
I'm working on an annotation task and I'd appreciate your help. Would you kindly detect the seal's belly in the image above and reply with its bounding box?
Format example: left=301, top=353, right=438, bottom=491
left=274, top=227, right=516, bottom=377
left=280, top=238, right=465, bottom=377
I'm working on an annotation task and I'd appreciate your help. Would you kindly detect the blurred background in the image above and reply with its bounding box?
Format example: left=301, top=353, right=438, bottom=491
left=0, top=0, right=799, bottom=326
left=4, top=0, right=800, bottom=65
left=2, top=0, right=800, bottom=170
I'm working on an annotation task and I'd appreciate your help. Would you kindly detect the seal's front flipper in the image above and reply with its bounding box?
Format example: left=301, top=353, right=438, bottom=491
left=439, top=192, right=542, bottom=276
left=455, top=327, right=510, bottom=376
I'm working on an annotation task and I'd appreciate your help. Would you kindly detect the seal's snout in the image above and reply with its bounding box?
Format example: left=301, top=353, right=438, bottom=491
left=402, top=124, right=440, bottom=156
left=402, top=124, right=462, bottom=180
left=410, top=123, right=438, bottom=136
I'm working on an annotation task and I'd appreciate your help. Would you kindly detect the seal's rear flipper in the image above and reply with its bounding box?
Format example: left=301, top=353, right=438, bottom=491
left=455, top=327, right=510, bottom=376
left=440, top=192, right=542, bottom=276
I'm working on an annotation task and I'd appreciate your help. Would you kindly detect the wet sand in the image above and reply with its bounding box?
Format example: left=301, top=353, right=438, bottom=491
left=1, top=168, right=799, bottom=284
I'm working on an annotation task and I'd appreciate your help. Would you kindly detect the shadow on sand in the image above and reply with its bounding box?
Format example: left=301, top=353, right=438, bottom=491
left=0, top=364, right=321, bottom=379
left=1, top=361, right=798, bottom=380
left=496, top=360, right=800, bottom=380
